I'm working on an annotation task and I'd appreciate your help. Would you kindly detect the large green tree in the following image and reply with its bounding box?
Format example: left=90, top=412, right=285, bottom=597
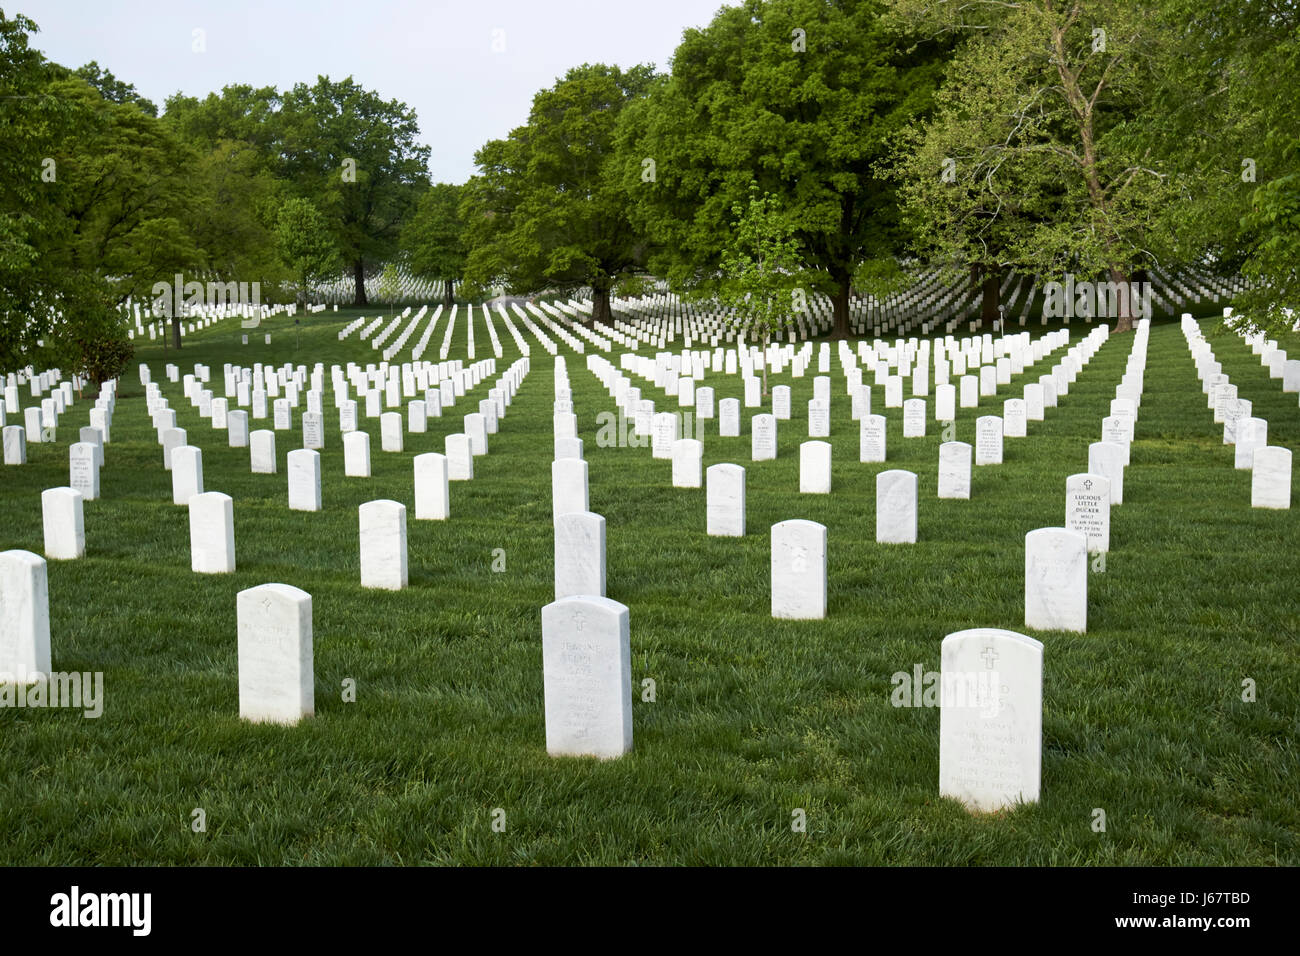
left=402, top=182, right=467, bottom=308
left=74, top=60, right=157, bottom=116
left=620, top=0, right=951, bottom=339
left=890, top=0, right=1184, bottom=333
left=275, top=198, right=339, bottom=307
left=461, top=63, right=656, bottom=325
left=1149, top=0, right=1300, bottom=336
left=53, top=76, right=200, bottom=346
left=0, top=10, right=68, bottom=371
left=2, top=12, right=193, bottom=367
left=279, top=76, right=429, bottom=306
left=716, top=187, right=807, bottom=396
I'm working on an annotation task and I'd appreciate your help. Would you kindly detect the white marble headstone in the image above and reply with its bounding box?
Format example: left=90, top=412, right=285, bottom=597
left=237, top=583, right=313, bottom=725
left=706, top=463, right=745, bottom=536
left=414, top=453, right=450, bottom=520
left=42, top=487, right=84, bottom=560
left=671, top=438, right=703, bottom=488
left=859, top=414, right=886, bottom=463
left=771, top=519, right=827, bottom=619
left=751, top=413, right=777, bottom=461
left=1251, top=446, right=1292, bottom=509
left=1065, top=473, right=1110, bottom=553
left=799, top=440, right=831, bottom=494
left=1024, top=527, right=1088, bottom=632
left=541, top=595, right=632, bottom=759
left=190, top=491, right=235, bottom=573
left=0, top=550, right=51, bottom=681
left=938, top=628, right=1042, bottom=813
left=938, top=442, right=971, bottom=500
left=171, top=446, right=204, bottom=506
left=250, top=430, right=277, bottom=474
left=343, top=431, right=371, bottom=478
left=359, top=499, right=408, bottom=590
left=554, top=511, right=606, bottom=600
left=552, top=458, right=589, bottom=522
left=876, top=470, right=918, bottom=544
left=288, top=449, right=321, bottom=512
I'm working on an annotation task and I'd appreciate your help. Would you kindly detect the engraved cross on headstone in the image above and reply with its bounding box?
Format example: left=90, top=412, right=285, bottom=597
left=981, top=646, right=998, bottom=669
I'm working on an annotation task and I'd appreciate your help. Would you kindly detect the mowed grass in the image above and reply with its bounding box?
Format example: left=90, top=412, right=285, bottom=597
left=0, top=306, right=1296, bottom=865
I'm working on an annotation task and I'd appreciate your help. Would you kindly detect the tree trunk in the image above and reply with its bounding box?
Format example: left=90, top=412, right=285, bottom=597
left=757, top=332, right=765, bottom=396
left=1110, top=265, right=1134, bottom=333
left=443, top=278, right=455, bottom=310
left=171, top=315, right=182, bottom=350
left=831, top=270, right=850, bottom=340
left=591, top=281, right=611, bottom=329
left=352, top=259, right=368, bottom=307
left=981, top=265, right=1001, bottom=327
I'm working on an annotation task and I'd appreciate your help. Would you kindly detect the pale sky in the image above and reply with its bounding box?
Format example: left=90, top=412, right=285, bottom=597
left=15, top=0, right=732, bottom=183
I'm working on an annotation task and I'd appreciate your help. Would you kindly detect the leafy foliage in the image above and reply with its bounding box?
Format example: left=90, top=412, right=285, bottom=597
left=715, top=187, right=807, bottom=394
left=461, top=63, right=655, bottom=325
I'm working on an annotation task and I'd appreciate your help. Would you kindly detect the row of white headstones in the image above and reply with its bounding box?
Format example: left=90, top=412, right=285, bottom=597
left=1184, top=316, right=1294, bottom=507
left=5, top=316, right=1291, bottom=815
left=535, top=325, right=1145, bottom=813
left=0, top=354, right=537, bottom=723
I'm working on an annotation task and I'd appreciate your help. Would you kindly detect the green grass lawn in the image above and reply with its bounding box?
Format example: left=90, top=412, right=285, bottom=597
left=0, top=306, right=1296, bottom=865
